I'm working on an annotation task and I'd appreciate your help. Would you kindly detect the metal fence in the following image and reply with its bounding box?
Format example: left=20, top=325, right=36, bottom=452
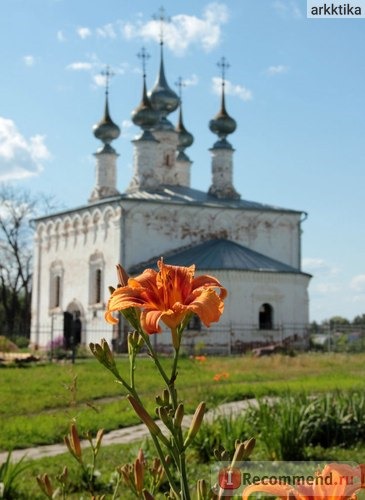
left=28, top=322, right=311, bottom=357
left=310, top=324, right=365, bottom=353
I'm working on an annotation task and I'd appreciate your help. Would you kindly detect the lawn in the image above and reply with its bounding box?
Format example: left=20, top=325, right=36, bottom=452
left=1, top=352, right=365, bottom=451
left=2, top=352, right=365, bottom=499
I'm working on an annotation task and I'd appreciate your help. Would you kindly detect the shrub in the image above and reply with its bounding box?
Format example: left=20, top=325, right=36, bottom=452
left=0, top=336, right=18, bottom=353
left=191, top=413, right=250, bottom=462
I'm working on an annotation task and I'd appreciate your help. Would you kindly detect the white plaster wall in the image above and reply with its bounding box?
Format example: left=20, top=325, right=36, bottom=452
left=152, top=269, right=310, bottom=352
left=31, top=198, right=307, bottom=349
left=31, top=204, right=121, bottom=347
left=123, top=201, right=301, bottom=269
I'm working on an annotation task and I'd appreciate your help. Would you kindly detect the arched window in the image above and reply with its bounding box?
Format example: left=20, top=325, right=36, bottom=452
left=187, top=314, right=202, bottom=331
left=95, top=269, right=102, bottom=304
left=54, top=275, right=61, bottom=308
left=165, top=153, right=171, bottom=167
left=49, top=260, right=63, bottom=310
left=259, top=303, right=273, bottom=330
left=89, top=251, right=104, bottom=306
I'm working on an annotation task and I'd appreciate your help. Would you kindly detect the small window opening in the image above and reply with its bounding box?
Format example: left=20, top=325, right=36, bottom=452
left=259, top=303, right=273, bottom=330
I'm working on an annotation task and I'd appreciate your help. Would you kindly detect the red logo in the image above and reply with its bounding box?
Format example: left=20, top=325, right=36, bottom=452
left=218, top=467, right=241, bottom=490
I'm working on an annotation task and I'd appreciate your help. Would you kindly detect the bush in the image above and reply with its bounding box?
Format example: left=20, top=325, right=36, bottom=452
left=191, top=413, right=250, bottom=462
left=0, top=336, right=18, bottom=352
left=11, top=336, right=30, bottom=349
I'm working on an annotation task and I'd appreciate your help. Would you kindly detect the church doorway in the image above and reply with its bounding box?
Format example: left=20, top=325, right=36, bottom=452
left=63, top=301, right=84, bottom=354
left=259, top=303, right=273, bottom=330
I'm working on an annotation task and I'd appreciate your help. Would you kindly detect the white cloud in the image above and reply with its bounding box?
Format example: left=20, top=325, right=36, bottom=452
left=66, top=62, right=94, bottom=71
left=212, top=77, right=253, bottom=102
left=303, top=258, right=328, bottom=271
left=96, top=23, right=116, bottom=38
left=121, top=2, right=229, bottom=55
left=122, top=120, right=133, bottom=130
left=0, top=117, right=50, bottom=181
left=93, top=74, right=107, bottom=87
left=181, top=74, right=199, bottom=87
left=23, top=55, right=35, bottom=67
left=77, top=26, right=92, bottom=39
left=266, top=65, right=288, bottom=76
left=350, top=275, right=365, bottom=293
left=303, top=257, right=339, bottom=276
left=311, top=283, right=340, bottom=294
left=272, top=1, right=302, bottom=18
left=57, top=30, right=66, bottom=42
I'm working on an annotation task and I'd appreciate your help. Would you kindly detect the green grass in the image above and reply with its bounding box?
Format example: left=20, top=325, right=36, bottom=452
left=11, top=439, right=365, bottom=499
left=1, top=352, right=365, bottom=450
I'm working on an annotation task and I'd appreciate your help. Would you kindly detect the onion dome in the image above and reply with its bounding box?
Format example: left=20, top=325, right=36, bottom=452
left=149, top=44, right=179, bottom=128
left=131, top=74, right=159, bottom=135
left=93, top=93, right=120, bottom=150
left=176, top=105, right=193, bottom=152
left=209, top=57, right=236, bottom=147
left=209, top=89, right=236, bottom=143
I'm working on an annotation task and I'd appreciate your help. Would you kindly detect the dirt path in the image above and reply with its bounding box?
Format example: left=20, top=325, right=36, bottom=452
left=0, top=399, right=257, bottom=463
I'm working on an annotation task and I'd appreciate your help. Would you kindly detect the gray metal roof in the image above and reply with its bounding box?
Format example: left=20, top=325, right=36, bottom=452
left=121, top=185, right=301, bottom=214
left=33, top=185, right=303, bottom=223
left=128, top=238, right=310, bottom=276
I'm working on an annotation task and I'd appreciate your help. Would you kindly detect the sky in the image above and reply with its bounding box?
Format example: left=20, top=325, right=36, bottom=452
left=0, top=0, right=364, bottom=323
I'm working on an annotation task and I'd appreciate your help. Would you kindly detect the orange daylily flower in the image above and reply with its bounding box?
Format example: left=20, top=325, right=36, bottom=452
left=242, top=463, right=365, bottom=500
left=105, top=259, right=227, bottom=335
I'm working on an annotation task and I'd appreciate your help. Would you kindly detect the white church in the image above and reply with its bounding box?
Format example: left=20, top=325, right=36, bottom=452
left=30, top=40, right=311, bottom=354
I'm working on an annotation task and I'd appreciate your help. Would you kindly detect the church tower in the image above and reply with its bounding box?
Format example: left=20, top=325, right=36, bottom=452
left=148, top=31, right=180, bottom=185
left=89, top=68, right=120, bottom=202
left=128, top=48, right=160, bottom=192
left=208, top=57, right=240, bottom=200
left=174, top=77, right=194, bottom=187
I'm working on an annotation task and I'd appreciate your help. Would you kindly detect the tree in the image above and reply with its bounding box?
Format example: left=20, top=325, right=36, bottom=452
left=353, top=314, right=365, bottom=326
left=0, top=185, right=56, bottom=338
left=328, top=316, right=350, bottom=330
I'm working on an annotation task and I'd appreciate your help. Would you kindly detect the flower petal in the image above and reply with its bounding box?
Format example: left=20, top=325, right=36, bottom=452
left=192, top=274, right=228, bottom=300
left=105, top=287, right=145, bottom=324
left=242, top=482, right=292, bottom=500
left=157, top=260, right=195, bottom=306
left=140, top=310, right=164, bottom=334
left=186, top=289, right=224, bottom=327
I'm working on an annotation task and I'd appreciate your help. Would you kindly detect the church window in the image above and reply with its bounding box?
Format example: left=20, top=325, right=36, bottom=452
left=164, top=153, right=171, bottom=167
left=49, top=261, right=63, bottom=310
left=187, top=314, right=202, bottom=331
left=54, top=276, right=61, bottom=308
left=259, top=303, right=273, bottom=330
left=95, top=269, right=102, bottom=304
left=89, top=251, right=104, bottom=306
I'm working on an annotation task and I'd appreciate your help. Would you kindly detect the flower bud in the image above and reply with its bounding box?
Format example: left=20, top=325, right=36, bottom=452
left=127, top=395, right=162, bottom=437
left=36, top=473, right=54, bottom=498
left=184, top=402, right=206, bottom=447
left=197, top=478, right=208, bottom=499
left=173, top=403, right=184, bottom=429
left=64, top=423, right=83, bottom=463
left=118, top=464, right=132, bottom=486
left=95, top=428, right=104, bottom=454
left=242, top=437, right=256, bottom=459
left=116, top=264, right=129, bottom=287
left=142, top=490, right=155, bottom=500
left=56, top=466, right=68, bottom=486
left=157, top=406, right=170, bottom=425
left=134, top=456, right=144, bottom=494
left=89, top=339, right=120, bottom=377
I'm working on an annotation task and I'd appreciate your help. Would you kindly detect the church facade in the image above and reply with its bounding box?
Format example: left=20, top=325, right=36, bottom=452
left=30, top=44, right=311, bottom=353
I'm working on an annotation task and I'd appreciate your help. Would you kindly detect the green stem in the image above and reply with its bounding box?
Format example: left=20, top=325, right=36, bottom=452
left=130, top=350, right=136, bottom=393
left=149, top=433, right=180, bottom=498
left=139, top=330, right=171, bottom=386
left=179, top=452, right=191, bottom=500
